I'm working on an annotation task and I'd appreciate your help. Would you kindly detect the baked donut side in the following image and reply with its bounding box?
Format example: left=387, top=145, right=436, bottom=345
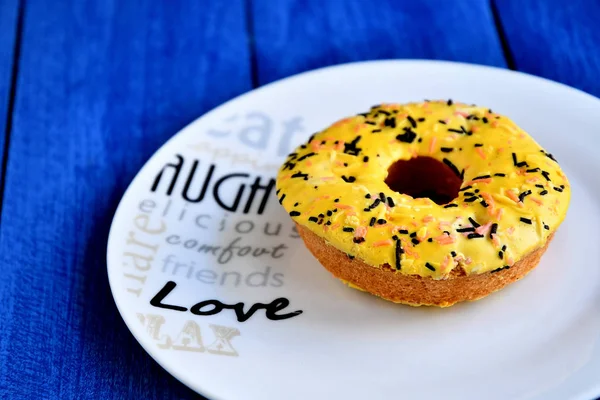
left=297, top=224, right=553, bottom=307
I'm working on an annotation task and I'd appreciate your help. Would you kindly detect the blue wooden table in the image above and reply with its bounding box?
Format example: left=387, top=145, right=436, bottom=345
left=0, top=1, right=598, bottom=398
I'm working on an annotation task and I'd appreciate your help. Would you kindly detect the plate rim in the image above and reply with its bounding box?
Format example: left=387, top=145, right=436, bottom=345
left=106, top=58, right=600, bottom=400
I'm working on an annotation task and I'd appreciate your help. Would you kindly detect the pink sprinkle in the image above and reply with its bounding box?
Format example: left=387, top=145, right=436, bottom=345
left=465, top=257, right=473, bottom=265
left=335, top=141, right=344, bottom=151
left=422, top=215, right=434, bottom=222
left=507, top=227, right=515, bottom=235
left=454, top=111, right=469, bottom=117
left=320, top=177, right=334, bottom=181
left=507, top=257, right=515, bottom=266
left=526, top=177, right=539, bottom=183
left=492, top=234, right=501, bottom=247
left=466, top=177, right=492, bottom=185
left=531, top=197, right=543, bottom=206
left=373, top=239, right=393, bottom=247
left=472, top=126, right=480, bottom=133
left=306, top=160, right=313, bottom=167
left=429, top=137, right=437, bottom=154
left=497, top=147, right=505, bottom=153
left=311, top=140, right=321, bottom=151
left=335, top=161, right=344, bottom=167
left=331, top=224, right=340, bottom=230
left=411, top=221, right=418, bottom=227
left=441, top=255, right=451, bottom=270
left=496, top=208, right=504, bottom=220
left=519, top=133, right=526, bottom=139
left=435, top=234, right=456, bottom=245
left=354, top=226, right=367, bottom=238
left=475, top=222, right=492, bottom=235
left=315, top=195, right=331, bottom=200
left=491, top=121, right=499, bottom=128
left=475, top=147, right=486, bottom=160
left=336, top=204, right=354, bottom=210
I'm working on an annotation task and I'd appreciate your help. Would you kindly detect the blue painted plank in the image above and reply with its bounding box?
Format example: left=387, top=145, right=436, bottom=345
left=0, top=0, right=20, bottom=190
left=251, top=0, right=507, bottom=85
left=0, top=0, right=250, bottom=399
left=494, top=0, right=600, bottom=97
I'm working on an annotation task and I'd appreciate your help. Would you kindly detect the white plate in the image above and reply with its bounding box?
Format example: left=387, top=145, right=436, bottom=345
left=107, top=60, right=600, bottom=400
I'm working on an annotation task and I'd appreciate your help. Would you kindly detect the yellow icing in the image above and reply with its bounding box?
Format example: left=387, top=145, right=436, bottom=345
left=276, top=100, right=570, bottom=279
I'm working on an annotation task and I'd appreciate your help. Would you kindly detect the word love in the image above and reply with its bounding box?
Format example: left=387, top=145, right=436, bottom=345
left=150, top=281, right=303, bottom=322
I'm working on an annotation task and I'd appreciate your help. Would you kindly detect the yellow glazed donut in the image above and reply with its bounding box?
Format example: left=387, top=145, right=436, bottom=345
left=276, top=100, right=570, bottom=307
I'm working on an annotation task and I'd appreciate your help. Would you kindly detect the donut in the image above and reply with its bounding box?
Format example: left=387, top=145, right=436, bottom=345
left=276, top=100, right=570, bottom=307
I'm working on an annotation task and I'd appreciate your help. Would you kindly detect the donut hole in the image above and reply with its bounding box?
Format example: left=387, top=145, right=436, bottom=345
left=385, top=157, right=462, bottom=205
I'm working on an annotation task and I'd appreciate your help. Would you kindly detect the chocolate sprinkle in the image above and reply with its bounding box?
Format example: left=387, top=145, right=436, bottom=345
left=443, top=158, right=463, bottom=178
left=341, top=175, right=356, bottom=183
left=518, top=190, right=532, bottom=202
left=467, top=233, right=484, bottom=239
left=279, top=194, right=286, bottom=204
left=353, top=237, right=365, bottom=244
left=490, top=223, right=498, bottom=238
left=520, top=217, right=532, bottom=224
left=396, top=129, right=417, bottom=143
left=297, top=152, right=316, bottom=161
left=343, top=227, right=354, bottom=232
left=395, top=239, right=403, bottom=270
left=541, top=171, right=551, bottom=181
left=444, top=204, right=458, bottom=208
left=407, top=115, right=417, bottom=128
left=387, top=197, right=395, bottom=207
left=289, top=211, right=301, bottom=217
left=369, top=217, right=376, bottom=227
left=308, top=216, right=318, bottom=223
left=468, top=217, right=480, bottom=227
left=425, top=263, right=436, bottom=271
left=440, top=147, right=453, bottom=153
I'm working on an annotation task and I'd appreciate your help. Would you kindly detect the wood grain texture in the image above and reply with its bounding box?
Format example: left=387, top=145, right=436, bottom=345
left=493, top=0, right=600, bottom=97
left=250, top=0, right=507, bottom=85
left=0, top=0, right=20, bottom=186
left=0, top=1, right=251, bottom=399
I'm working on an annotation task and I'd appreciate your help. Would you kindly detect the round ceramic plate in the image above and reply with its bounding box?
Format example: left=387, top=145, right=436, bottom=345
left=107, top=60, right=600, bottom=400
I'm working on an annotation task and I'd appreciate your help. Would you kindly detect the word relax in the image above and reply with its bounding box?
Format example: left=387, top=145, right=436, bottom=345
left=150, top=281, right=303, bottom=322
